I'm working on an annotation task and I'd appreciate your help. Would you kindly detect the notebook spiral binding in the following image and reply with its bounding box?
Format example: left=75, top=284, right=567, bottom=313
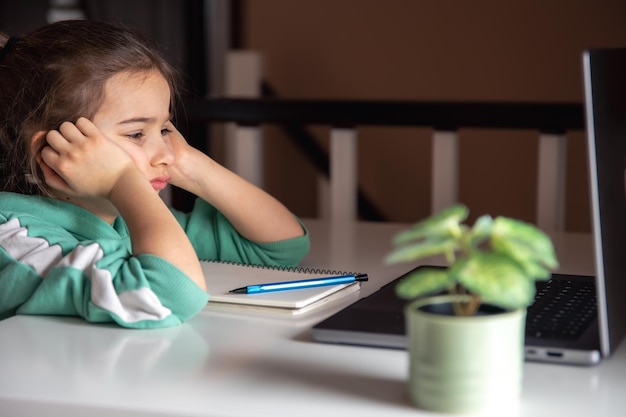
left=200, top=259, right=361, bottom=276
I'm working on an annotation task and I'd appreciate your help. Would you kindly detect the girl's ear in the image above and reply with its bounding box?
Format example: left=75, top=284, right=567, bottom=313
left=30, top=130, right=46, bottom=151
left=30, top=131, right=46, bottom=154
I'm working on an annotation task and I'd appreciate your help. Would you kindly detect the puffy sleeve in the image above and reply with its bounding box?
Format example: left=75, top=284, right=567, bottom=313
left=0, top=217, right=208, bottom=329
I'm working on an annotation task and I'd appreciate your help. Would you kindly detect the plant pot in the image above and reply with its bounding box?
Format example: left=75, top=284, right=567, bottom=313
left=405, top=295, right=526, bottom=414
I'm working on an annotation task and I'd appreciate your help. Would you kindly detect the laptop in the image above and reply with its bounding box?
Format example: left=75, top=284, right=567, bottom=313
left=312, top=48, right=626, bottom=366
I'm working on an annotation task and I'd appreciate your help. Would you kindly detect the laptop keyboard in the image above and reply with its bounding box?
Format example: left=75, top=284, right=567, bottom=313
left=526, top=278, right=597, bottom=340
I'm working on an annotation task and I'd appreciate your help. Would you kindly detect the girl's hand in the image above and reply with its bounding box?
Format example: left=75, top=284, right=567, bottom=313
left=39, top=117, right=138, bottom=198
left=164, top=122, right=206, bottom=192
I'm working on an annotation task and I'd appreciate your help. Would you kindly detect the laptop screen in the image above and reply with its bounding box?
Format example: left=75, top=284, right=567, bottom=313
left=583, top=48, right=626, bottom=357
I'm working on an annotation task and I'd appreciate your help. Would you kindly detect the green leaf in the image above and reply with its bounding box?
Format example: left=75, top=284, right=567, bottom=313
left=469, top=214, right=493, bottom=246
left=491, top=217, right=559, bottom=272
left=393, top=204, right=469, bottom=245
left=395, top=267, right=454, bottom=300
left=385, top=235, right=459, bottom=264
left=456, top=252, right=536, bottom=310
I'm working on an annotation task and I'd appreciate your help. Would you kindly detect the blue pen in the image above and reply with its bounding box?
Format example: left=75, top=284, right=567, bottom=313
left=229, top=273, right=369, bottom=294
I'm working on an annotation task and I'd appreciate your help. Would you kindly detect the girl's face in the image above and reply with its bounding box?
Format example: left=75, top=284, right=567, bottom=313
left=92, top=70, right=174, bottom=192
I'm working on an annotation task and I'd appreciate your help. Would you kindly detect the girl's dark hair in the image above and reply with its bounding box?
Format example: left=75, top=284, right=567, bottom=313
left=0, top=19, right=181, bottom=195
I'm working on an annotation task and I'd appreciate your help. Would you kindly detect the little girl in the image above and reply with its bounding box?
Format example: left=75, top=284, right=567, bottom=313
left=0, top=20, right=309, bottom=328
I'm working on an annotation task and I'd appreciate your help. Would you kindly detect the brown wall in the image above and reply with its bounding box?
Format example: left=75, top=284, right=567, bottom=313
left=236, top=0, right=626, bottom=231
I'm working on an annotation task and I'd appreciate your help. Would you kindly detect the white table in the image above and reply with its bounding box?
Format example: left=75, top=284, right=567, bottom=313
left=1, top=219, right=625, bottom=417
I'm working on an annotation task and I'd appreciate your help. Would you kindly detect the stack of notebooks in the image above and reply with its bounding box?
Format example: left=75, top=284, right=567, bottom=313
left=201, top=261, right=365, bottom=317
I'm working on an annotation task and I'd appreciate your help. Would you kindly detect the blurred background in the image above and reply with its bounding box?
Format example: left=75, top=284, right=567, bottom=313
left=2, top=0, right=626, bottom=231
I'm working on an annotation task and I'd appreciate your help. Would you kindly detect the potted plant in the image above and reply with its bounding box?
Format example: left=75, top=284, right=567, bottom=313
left=386, top=204, right=558, bottom=414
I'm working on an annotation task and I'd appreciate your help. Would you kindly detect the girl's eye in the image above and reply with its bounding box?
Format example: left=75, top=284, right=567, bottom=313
left=127, top=132, right=144, bottom=140
left=161, top=128, right=172, bottom=136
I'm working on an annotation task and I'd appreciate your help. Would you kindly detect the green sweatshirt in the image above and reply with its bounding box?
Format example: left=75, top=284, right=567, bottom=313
left=0, top=192, right=310, bottom=328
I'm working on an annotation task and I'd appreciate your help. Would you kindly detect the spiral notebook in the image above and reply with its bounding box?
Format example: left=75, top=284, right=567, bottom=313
left=201, top=261, right=364, bottom=316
